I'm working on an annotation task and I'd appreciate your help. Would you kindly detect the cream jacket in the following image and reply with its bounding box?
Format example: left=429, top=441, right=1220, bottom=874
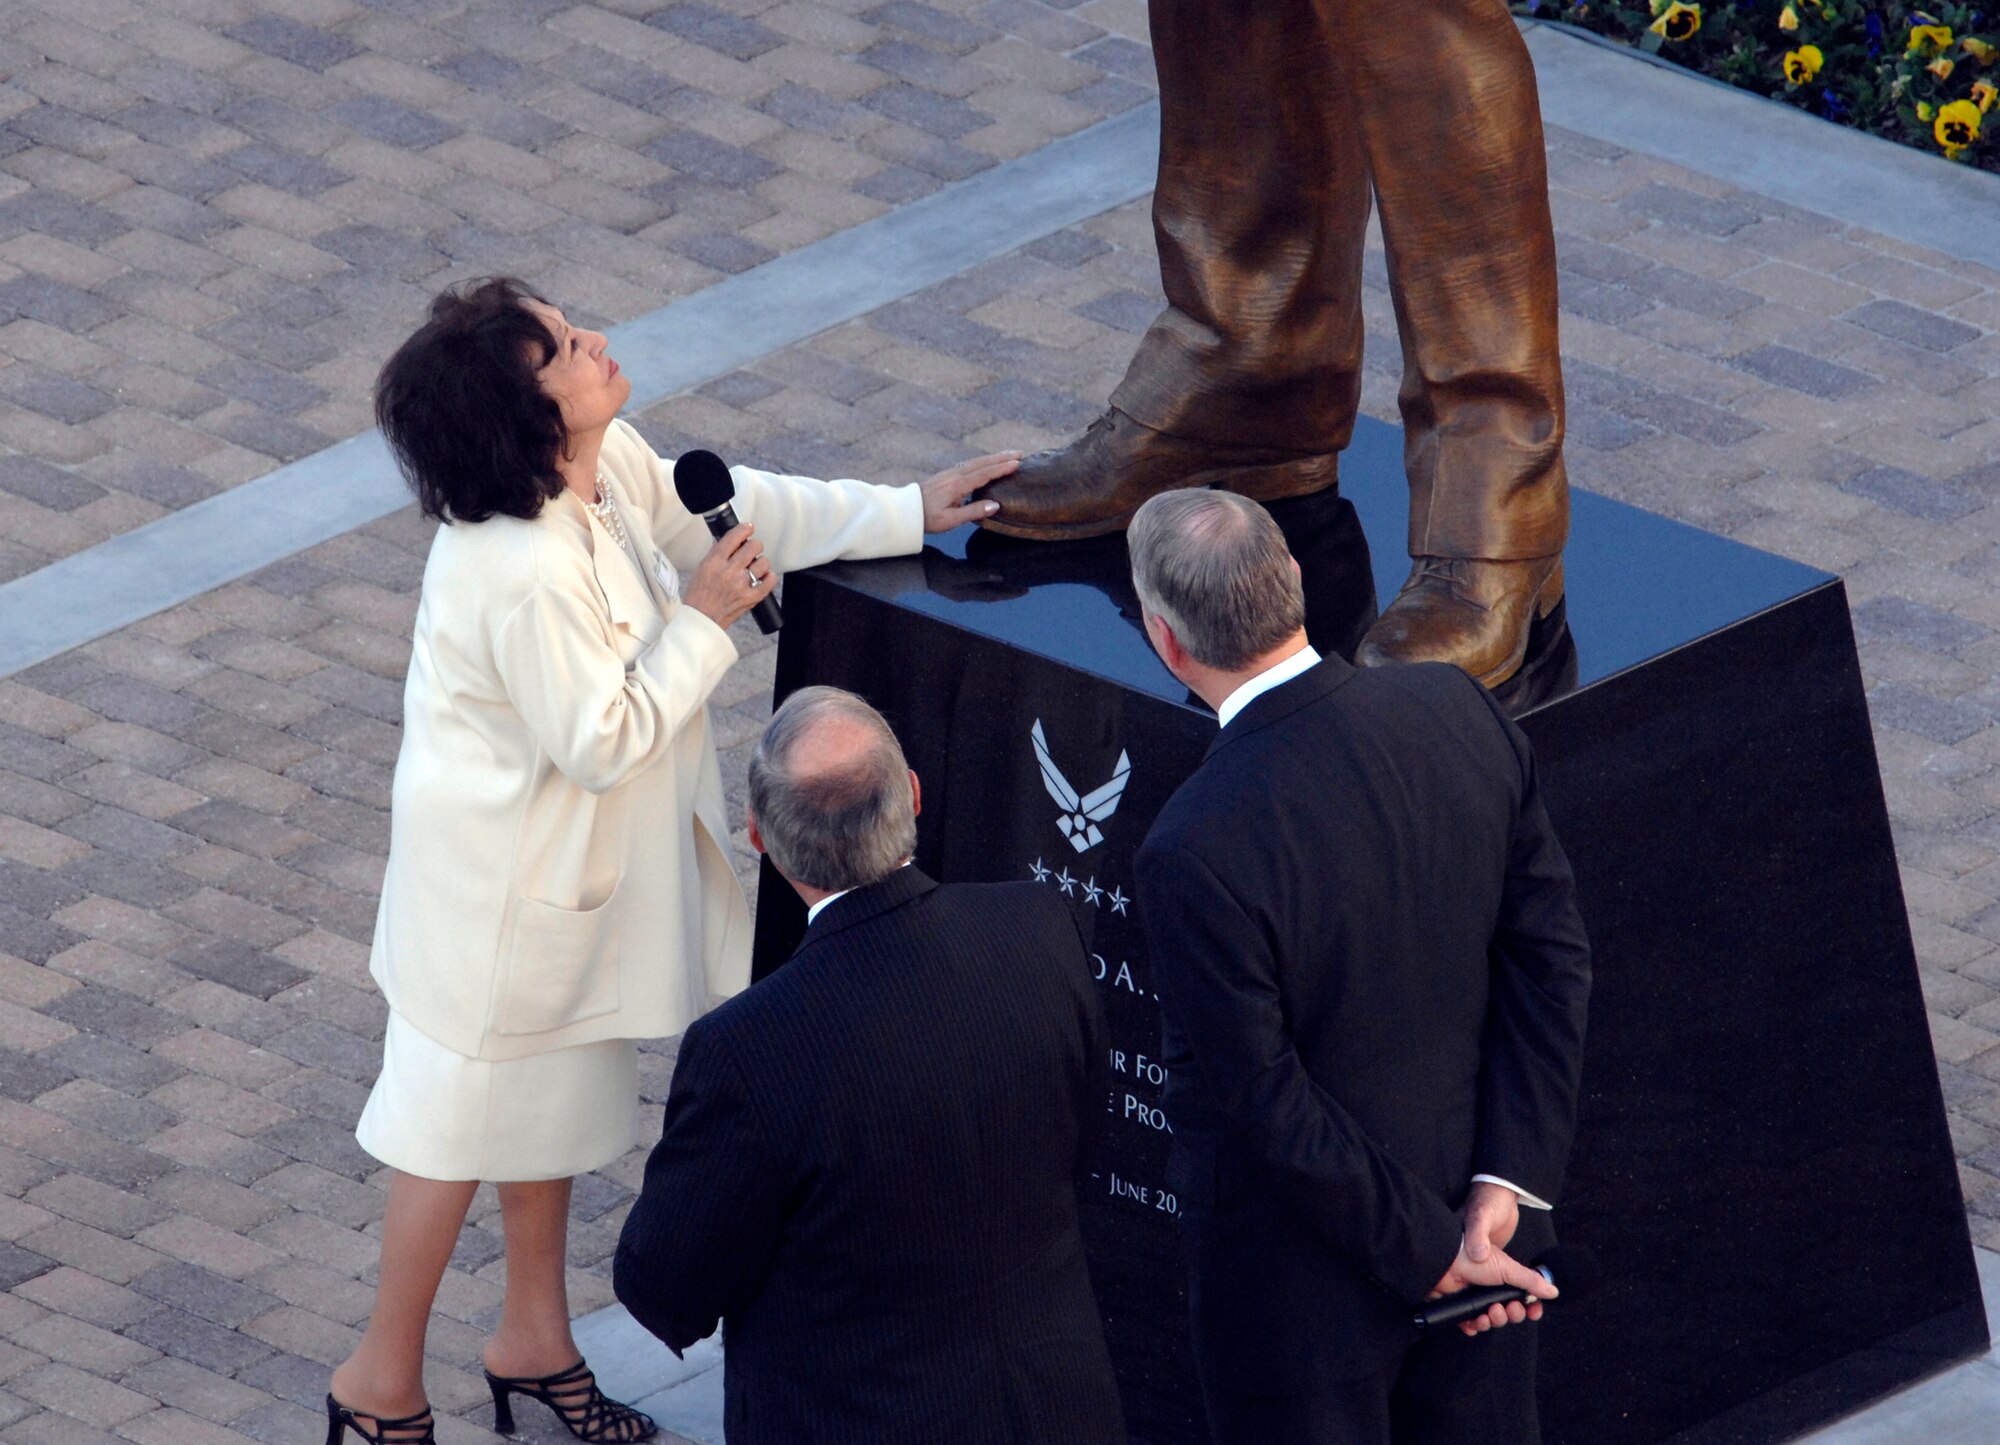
left=369, top=421, right=924, bottom=1061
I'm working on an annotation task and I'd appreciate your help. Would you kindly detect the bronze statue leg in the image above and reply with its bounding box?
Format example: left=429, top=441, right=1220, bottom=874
left=1120, top=0, right=1568, bottom=561
left=1111, top=0, right=1370, bottom=452
left=1331, top=0, right=1568, bottom=563
left=980, top=0, right=1571, bottom=687
left=977, top=0, right=1362, bottom=540
left=1341, top=0, right=1570, bottom=684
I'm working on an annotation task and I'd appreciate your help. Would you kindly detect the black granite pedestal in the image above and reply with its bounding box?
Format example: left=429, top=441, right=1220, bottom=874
left=750, top=416, right=1989, bottom=1444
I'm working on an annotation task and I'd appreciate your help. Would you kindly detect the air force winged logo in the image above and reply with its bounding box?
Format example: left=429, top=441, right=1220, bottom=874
left=1032, top=720, right=1131, bottom=854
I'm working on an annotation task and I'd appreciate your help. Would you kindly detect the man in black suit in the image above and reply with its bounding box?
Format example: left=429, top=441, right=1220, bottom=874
left=613, top=686, right=1124, bottom=1445
left=1125, top=490, right=1592, bottom=1443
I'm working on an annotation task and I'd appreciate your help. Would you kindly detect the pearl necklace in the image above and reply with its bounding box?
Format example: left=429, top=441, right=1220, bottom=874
left=587, top=471, right=682, bottom=604
left=587, top=471, right=629, bottom=551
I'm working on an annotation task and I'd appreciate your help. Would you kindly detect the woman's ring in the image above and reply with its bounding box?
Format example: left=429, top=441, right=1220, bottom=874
left=748, top=570, right=762, bottom=589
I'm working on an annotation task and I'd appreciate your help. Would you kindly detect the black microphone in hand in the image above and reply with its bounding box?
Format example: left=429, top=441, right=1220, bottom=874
left=1413, top=1245, right=1600, bottom=1332
left=674, top=448, right=781, bottom=635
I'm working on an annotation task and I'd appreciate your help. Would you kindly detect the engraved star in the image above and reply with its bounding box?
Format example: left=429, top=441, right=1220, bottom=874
left=1108, top=887, right=1130, bottom=916
left=1056, top=867, right=1077, bottom=896
left=1029, top=857, right=1050, bottom=883
left=1082, top=876, right=1103, bottom=906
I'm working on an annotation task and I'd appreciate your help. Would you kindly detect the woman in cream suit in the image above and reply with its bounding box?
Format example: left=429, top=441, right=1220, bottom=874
left=326, top=278, right=1013, bottom=1445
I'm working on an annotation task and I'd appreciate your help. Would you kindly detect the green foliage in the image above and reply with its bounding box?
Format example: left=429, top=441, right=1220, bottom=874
left=1514, top=0, right=2000, bottom=168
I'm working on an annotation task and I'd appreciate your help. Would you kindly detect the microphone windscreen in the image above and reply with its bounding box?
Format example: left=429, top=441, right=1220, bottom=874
left=1534, top=1244, right=1602, bottom=1300
left=673, top=449, right=736, bottom=515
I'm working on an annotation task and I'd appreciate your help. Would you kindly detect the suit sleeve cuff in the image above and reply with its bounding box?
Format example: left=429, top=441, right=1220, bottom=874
left=1472, top=1174, right=1553, bottom=1210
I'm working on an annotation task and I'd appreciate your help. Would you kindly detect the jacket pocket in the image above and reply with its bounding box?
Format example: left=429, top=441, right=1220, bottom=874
left=494, top=881, right=624, bottom=1037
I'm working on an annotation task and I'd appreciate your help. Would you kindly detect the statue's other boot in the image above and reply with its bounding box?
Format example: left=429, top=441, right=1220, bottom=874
left=977, top=408, right=1338, bottom=542
left=1357, top=555, right=1565, bottom=688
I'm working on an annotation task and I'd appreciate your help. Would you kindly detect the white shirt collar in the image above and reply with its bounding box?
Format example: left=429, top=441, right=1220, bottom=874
left=805, top=860, right=913, bottom=925
left=1215, top=645, right=1321, bottom=729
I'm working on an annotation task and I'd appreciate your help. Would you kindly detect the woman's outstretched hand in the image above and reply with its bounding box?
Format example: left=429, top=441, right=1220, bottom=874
left=684, top=522, right=772, bottom=631
left=920, top=452, right=1021, bottom=532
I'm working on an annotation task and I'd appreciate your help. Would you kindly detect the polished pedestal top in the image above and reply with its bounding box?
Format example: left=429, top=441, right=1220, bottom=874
left=808, top=415, right=1830, bottom=710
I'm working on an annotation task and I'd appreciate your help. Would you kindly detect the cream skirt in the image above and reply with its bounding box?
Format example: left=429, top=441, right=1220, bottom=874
left=355, top=1011, right=640, bottom=1182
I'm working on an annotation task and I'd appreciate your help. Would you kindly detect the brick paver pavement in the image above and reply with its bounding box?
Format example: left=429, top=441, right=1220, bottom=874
left=0, top=0, right=1151, bottom=582
left=2, top=6, right=2000, bottom=1443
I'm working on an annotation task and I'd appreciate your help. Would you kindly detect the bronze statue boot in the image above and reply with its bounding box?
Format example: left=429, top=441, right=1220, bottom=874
left=1357, top=554, right=1565, bottom=688
left=977, top=408, right=1338, bottom=541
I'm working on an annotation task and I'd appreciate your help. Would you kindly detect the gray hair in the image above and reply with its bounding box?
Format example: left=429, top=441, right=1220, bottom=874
left=1127, top=489, right=1305, bottom=670
left=748, top=686, right=916, bottom=892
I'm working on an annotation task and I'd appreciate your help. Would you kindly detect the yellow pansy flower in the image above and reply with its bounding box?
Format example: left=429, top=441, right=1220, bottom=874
left=1966, top=37, right=1999, bottom=64
left=1931, top=56, right=1957, bottom=79
left=1974, top=80, right=1999, bottom=112
left=1650, top=1, right=1701, bottom=40
left=1908, top=24, right=1954, bottom=56
left=1935, top=98, right=1982, bottom=156
left=1779, top=4, right=1800, bottom=31
left=1783, top=45, right=1824, bottom=84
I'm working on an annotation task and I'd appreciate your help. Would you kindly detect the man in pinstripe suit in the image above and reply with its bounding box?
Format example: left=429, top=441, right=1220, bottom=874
left=613, top=687, right=1125, bottom=1445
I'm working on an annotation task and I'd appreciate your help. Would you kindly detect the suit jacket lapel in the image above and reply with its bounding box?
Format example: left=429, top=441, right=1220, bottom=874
left=1206, top=656, right=1356, bottom=759
left=796, top=866, right=937, bottom=953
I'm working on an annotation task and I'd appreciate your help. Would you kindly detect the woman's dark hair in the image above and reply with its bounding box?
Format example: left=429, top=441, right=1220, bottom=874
left=375, top=277, right=570, bottom=524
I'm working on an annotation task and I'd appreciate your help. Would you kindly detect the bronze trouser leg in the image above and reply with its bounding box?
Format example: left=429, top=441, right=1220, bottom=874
left=1345, top=0, right=1569, bottom=559
left=1110, top=0, right=1370, bottom=456
left=1112, top=0, right=1568, bottom=561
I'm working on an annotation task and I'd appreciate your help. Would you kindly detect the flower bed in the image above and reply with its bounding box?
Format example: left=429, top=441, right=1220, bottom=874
left=1515, top=2, right=2000, bottom=169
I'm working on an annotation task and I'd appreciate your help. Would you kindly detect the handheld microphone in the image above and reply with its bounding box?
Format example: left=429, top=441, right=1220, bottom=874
left=1412, top=1245, right=1599, bottom=1332
left=673, top=448, right=781, bottom=635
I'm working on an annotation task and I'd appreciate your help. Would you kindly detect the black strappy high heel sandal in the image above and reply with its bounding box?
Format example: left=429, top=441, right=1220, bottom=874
left=325, top=1394, right=435, bottom=1445
left=485, top=1359, right=657, bottom=1442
